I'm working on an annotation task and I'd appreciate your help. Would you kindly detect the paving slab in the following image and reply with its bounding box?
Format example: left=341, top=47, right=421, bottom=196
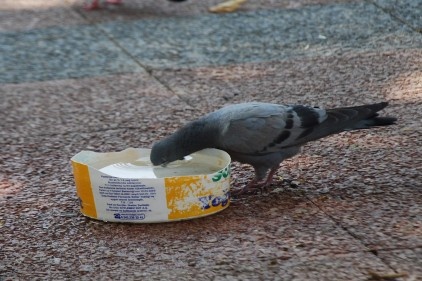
left=371, top=0, right=422, bottom=31
left=311, top=188, right=422, bottom=250
left=0, top=0, right=86, bottom=32
left=1, top=0, right=421, bottom=279
left=0, top=73, right=191, bottom=142
left=69, top=0, right=363, bottom=23
left=100, top=2, right=420, bottom=69
left=377, top=248, right=422, bottom=278
left=1, top=103, right=418, bottom=280
left=0, top=155, right=377, bottom=280
left=1, top=130, right=374, bottom=279
left=153, top=49, right=421, bottom=109
left=2, top=1, right=419, bottom=84
left=0, top=25, right=143, bottom=84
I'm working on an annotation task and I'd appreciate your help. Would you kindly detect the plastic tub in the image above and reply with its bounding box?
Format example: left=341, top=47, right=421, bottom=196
left=71, top=148, right=231, bottom=223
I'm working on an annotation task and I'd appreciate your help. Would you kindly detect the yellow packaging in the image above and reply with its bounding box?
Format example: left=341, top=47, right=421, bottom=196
left=71, top=148, right=231, bottom=223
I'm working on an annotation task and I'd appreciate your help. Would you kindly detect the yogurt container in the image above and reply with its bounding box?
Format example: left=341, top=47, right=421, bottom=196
left=71, top=148, right=231, bottom=223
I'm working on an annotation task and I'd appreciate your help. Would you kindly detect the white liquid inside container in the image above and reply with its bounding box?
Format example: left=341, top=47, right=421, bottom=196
left=99, top=154, right=223, bottom=179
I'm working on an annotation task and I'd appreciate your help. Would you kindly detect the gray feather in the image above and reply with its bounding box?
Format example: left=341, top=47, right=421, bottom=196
left=150, top=102, right=396, bottom=181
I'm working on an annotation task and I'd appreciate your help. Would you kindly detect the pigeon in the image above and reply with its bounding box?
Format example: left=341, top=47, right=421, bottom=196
left=150, top=102, right=396, bottom=194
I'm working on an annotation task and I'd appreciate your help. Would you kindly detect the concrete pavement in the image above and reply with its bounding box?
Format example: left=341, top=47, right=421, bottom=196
left=0, top=0, right=421, bottom=280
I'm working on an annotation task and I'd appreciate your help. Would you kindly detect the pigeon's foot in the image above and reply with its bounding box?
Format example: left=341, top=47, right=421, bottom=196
left=232, top=177, right=298, bottom=196
left=232, top=179, right=272, bottom=196
left=275, top=177, right=300, bottom=188
left=231, top=167, right=299, bottom=196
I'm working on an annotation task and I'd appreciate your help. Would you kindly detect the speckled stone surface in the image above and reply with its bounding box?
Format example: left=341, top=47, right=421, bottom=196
left=0, top=0, right=421, bottom=280
left=152, top=49, right=421, bottom=108
left=2, top=1, right=420, bottom=83
left=372, top=0, right=422, bottom=31
left=69, top=0, right=363, bottom=23
left=377, top=248, right=422, bottom=278
left=0, top=25, right=143, bottom=84
left=0, top=73, right=187, bottom=141
left=0, top=0, right=89, bottom=32
left=100, top=2, right=420, bottom=69
left=312, top=188, right=422, bottom=249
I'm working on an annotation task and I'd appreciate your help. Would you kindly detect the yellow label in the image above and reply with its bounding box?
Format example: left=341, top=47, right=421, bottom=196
left=72, top=162, right=97, bottom=218
left=165, top=175, right=230, bottom=220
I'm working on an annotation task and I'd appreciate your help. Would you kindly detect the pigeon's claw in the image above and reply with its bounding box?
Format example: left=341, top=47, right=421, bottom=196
left=232, top=166, right=283, bottom=196
left=232, top=176, right=274, bottom=196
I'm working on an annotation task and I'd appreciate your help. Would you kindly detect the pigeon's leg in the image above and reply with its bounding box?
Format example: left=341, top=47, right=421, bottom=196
left=84, top=0, right=101, bottom=10
left=106, top=0, right=123, bottom=4
left=232, top=166, right=282, bottom=196
left=232, top=166, right=279, bottom=195
left=231, top=179, right=261, bottom=196
left=262, top=166, right=299, bottom=187
left=262, top=166, right=278, bottom=186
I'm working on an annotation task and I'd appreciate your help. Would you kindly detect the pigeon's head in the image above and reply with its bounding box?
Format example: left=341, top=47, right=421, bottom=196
left=150, top=119, right=218, bottom=166
left=150, top=139, right=185, bottom=166
left=150, top=140, right=170, bottom=166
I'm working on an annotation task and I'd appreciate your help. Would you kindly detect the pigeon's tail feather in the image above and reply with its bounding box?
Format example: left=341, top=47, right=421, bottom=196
left=292, top=102, right=395, bottom=146
left=325, top=102, right=394, bottom=131
left=350, top=114, right=397, bottom=130
left=370, top=116, right=397, bottom=126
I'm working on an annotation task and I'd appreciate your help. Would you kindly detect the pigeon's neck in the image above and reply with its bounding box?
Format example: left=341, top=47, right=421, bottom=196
left=175, top=119, right=219, bottom=155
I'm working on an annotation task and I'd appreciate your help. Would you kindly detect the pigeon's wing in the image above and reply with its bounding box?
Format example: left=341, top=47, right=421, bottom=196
left=217, top=102, right=392, bottom=155
left=293, top=102, right=393, bottom=143
left=216, top=103, right=327, bottom=154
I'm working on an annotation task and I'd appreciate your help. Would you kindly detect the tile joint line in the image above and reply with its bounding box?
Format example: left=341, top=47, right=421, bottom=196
left=366, top=0, right=422, bottom=33
left=71, top=7, right=195, bottom=107
left=306, top=195, right=403, bottom=274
